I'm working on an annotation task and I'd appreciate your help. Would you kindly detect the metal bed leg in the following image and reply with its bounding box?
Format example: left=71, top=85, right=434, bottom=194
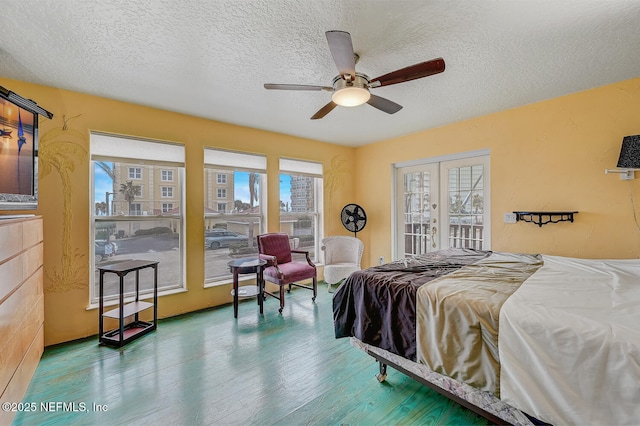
left=376, top=361, right=388, bottom=383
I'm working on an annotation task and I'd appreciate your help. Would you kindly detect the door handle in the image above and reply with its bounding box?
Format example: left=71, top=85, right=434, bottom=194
left=431, top=226, right=437, bottom=248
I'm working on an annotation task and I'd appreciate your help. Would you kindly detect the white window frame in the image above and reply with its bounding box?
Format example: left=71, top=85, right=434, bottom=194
left=161, top=170, right=174, bottom=182
left=217, top=188, right=227, bottom=199
left=217, top=173, right=227, bottom=184
left=128, top=167, right=142, bottom=180
left=161, top=186, right=174, bottom=198
left=162, top=203, right=174, bottom=213
left=90, top=132, right=186, bottom=306
left=204, top=148, right=267, bottom=286
left=129, top=203, right=142, bottom=216
left=279, top=158, right=323, bottom=263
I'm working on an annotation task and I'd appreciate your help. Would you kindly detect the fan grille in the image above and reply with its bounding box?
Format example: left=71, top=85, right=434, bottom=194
left=341, top=204, right=367, bottom=236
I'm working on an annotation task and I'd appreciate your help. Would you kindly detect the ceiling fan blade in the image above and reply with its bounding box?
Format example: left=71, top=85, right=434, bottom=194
left=369, top=58, right=445, bottom=88
left=366, top=94, right=403, bottom=114
left=326, top=31, right=356, bottom=78
left=264, top=83, right=333, bottom=91
left=310, top=101, right=338, bottom=120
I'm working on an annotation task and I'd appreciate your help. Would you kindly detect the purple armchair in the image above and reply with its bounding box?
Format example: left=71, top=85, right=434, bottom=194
left=257, top=233, right=317, bottom=313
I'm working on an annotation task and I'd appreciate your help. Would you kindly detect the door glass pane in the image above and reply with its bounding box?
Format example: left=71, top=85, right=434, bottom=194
left=403, top=171, right=433, bottom=257
left=448, top=165, right=484, bottom=250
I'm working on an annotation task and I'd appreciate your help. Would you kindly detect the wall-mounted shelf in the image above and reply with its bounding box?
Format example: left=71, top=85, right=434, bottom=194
left=514, top=211, right=578, bottom=227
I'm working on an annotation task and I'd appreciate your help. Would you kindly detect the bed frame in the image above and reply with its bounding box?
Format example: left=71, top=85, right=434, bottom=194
left=351, top=338, right=544, bottom=426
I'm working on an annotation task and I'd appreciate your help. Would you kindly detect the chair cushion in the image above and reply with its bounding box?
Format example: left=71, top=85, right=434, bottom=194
left=264, top=262, right=316, bottom=285
left=324, top=263, right=360, bottom=285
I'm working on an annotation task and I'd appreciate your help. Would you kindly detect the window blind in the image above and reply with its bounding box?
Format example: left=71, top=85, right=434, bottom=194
left=91, top=132, right=185, bottom=165
left=279, top=158, right=323, bottom=177
left=204, top=148, right=266, bottom=172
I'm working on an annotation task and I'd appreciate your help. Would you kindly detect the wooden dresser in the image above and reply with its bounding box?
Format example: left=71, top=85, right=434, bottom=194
left=0, top=216, right=44, bottom=425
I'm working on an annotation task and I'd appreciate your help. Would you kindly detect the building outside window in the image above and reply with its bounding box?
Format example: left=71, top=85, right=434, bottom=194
left=91, top=132, right=185, bottom=304
left=128, top=167, right=142, bottom=179
left=161, top=170, right=174, bottom=181
left=129, top=203, right=142, bottom=216
left=161, top=186, right=173, bottom=198
left=279, top=158, right=323, bottom=262
left=204, top=148, right=266, bottom=284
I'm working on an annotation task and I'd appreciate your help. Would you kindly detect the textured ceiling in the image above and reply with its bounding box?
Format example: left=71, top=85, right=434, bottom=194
left=1, top=1, right=640, bottom=147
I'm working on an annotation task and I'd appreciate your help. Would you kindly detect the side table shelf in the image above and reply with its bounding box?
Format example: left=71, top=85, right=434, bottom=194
left=98, top=259, right=159, bottom=347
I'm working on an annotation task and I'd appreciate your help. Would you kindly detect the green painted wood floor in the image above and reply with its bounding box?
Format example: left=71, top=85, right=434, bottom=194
left=13, top=284, right=488, bottom=426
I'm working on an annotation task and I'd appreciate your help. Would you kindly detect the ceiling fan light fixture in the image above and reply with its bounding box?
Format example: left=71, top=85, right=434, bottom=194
left=332, top=87, right=370, bottom=107
left=331, top=73, right=371, bottom=107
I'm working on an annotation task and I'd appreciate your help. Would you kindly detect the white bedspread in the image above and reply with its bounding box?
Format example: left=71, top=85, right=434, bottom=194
left=499, top=255, right=640, bottom=425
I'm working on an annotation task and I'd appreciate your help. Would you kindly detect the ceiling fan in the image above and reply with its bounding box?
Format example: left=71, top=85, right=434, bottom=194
left=264, top=30, right=445, bottom=120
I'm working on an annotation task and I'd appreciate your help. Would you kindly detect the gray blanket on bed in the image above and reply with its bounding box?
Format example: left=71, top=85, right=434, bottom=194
left=416, top=252, right=542, bottom=396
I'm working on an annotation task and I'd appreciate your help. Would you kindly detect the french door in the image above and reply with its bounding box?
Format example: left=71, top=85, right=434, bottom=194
left=395, top=154, right=490, bottom=259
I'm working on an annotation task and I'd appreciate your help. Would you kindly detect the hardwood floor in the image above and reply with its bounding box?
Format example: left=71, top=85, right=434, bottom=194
left=13, top=284, right=488, bottom=425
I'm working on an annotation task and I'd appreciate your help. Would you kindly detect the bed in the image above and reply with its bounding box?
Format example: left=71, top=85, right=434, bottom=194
left=333, top=248, right=640, bottom=425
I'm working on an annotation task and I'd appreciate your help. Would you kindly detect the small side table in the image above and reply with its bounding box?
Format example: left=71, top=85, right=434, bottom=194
left=98, top=259, right=159, bottom=347
left=227, top=257, right=267, bottom=318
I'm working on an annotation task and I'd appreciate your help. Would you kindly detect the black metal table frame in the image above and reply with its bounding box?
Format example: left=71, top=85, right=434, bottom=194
left=98, top=259, right=159, bottom=347
left=228, top=257, right=267, bottom=318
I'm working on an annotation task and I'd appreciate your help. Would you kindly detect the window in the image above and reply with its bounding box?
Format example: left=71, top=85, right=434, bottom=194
left=91, top=132, right=186, bottom=304
left=161, top=170, right=174, bottom=181
left=204, top=149, right=267, bottom=284
left=128, top=167, right=142, bottom=179
left=161, top=186, right=174, bottom=198
left=279, top=158, right=323, bottom=262
left=129, top=203, right=142, bottom=216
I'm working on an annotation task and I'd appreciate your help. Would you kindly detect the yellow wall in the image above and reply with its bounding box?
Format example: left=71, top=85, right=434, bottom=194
left=355, top=77, right=640, bottom=267
left=0, top=77, right=356, bottom=346
left=4, top=75, right=640, bottom=346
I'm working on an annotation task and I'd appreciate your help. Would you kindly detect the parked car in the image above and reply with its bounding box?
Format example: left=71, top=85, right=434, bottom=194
left=204, top=231, right=248, bottom=249
left=95, top=240, right=113, bottom=262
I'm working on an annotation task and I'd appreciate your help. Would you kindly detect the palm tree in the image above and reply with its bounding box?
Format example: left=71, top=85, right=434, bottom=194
left=247, top=172, right=259, bottom=247
left=248, top=172, right=259, bottom=209
left=472, top=194, right=484, bottom=214
left=95, top=161, right=115, bottom=181
left=95, top=201, right=107, bottom=215
left=119, top=181, right=141, bottom=215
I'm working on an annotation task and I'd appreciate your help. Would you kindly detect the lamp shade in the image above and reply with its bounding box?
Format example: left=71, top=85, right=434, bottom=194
left=617, top=135, right=640, bottom=168
left=332, top=87, right=370, bottom=107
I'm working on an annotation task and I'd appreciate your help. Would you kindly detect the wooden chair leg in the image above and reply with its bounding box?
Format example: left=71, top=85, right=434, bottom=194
left=312, top=277, right=317, bottom=302
left=279, top=285, right=285, bottom=313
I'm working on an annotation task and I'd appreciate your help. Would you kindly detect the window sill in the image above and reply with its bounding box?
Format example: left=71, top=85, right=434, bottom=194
left=204, top=276, right=247, bottom=289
